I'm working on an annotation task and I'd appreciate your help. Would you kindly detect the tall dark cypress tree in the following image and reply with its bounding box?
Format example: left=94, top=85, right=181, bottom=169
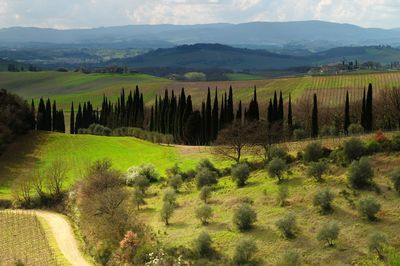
left=52, top=100, right=57, bottom=132
left=201, top=102, right=206, bottom=144
left=253, top=86, right=259, bottom=121
left=182, top=95, right=193, bottom=132
left=267, top=99, right=273, bottom=125
left=312, top=94, right=319, bottom=138
left=59, top=110, right=65, bottom=133
left=273, top=91, right=278, bottom=122
left=220, top=95, right=225, bottom=129
left=227, top=86, right=234, bottom=123
left=361, top=88, right=366, bottom=130
left=150, top=106, right=155, bottom=131
left=236, top=100, right=242, bottom=123
left=70, top=102, right=75, bottom=134
left=45, top=99, right=52, bottom=131
left=278, top=91, right=284, bottom=121
left=37, top=98, right=46, bottom=130
left=205, top=88, right=212, bottom=142
left=344, top=91, right=350, bottom=135
left=75, top=104, right=82, bottom=134
left=211, top=88, right=219, bottom=140
left=366, top=83, right=373, bottom=132
left=30, top=99, right=36, bottom=130
left=288, top=93, right=293, bottom=130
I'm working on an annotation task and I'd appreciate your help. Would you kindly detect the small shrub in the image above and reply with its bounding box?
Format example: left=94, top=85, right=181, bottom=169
left=160, top=201, right=175, bottom=225
left=391, top=133, right=400, bottom=151
left=195, top=204, right=213, bottom=225
left=231, top=163, right=250, bottom=187
left=277, top=185, right=289, bottom=207
left=168, top=174, right=183, bottom=191
left=232, top=203, right=257, bottom=231
left=162, top=189, right=177, bottom=206
left=232, top=238, right=258, bottom=266
left=269, top=146, right=289, bottom=161
left=196, top=159, right=219, bottom=175
left=199, top=186, right=212, bottom=203
left=365, top=140, right=381, bottom=154
left=303, top=142, right=324, bottom=162
left=343, top=138, right=366, bottom=162
left=276, top=212, right=297, bottom=239
left=278, top=249, right=301, bottom=266
left=194, top=231, right=213, bottom=258
left=348, top=157, right=374, bottom=189
left=266, top=158, right=286, bottom=183
left=307, top=160, right=328, bottom=182
left=374, top=130, right=387, bottom=142
left=358, top=197, right=381, bottom=221
left=391, top=168, right=400, bottom=193
left=317, top=221, right=340, bottom=246
left=313, top=188, right=335, bottom=214
left=348, top=123, right=364, bottom=135
left=196, top=168, right=218, bottom=189
left=368, top=231, right=388, bottom=259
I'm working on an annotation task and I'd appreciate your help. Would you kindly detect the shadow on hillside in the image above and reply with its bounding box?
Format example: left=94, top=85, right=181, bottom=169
left=0, top=132, right=45, bottom=199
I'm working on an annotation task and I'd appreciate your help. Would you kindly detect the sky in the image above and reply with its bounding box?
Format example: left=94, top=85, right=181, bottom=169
left=0, top=0, right=400, bottom=29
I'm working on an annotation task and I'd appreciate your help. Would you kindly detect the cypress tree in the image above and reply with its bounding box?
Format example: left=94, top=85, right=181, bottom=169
left=361, top=88, right=366, bottom=129
left=182, top=95, right=193, bottom=132
left=70, top=102, right=75, bottom=134
left=236, top=100, right=242, bottom=123
left=227, top=86, right=234, bottom=123
left=205, top=88, right=212, bottom=143
left=45, top=99, right=52, bottom=131
left=288, top=93, right=293, bottom=130
left=267, top=99, right=273, bottom=125
left=220, top=95, right=225, bottom=129
left=201, top=102, right=206, bottom=144
left=253, top=86, right=259, bottom=120
left=30, top=99, right=36, bottom=130
left=344, top=91, right=350, bottom=135
left=75, top=104, right=82, bottom=134
left=37, top=98, right=46, bottom=130
left=59, top=110, right=65, bottom=133
left=52, top=100, right=57, bottom=131
left=150, top=106, right=154, bottom=131
left=278, top=91, right=284, bottom=121
left=211, top=88, right=219, bottom=140
left=184, top=111, right=202, bottom=145
left=273, top=91, right=278, bottom=122
left=312, top=94, right=319, bottom=138
left=366, top=83, right=373, bottom=132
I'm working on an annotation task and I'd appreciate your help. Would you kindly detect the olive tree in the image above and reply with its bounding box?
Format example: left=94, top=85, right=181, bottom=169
left=266, top=158, right=286, bottom=183
left=195, top=204, right=213, bottom=225
left=317, top=221, right=340, bottom=246
left=231, top=163, right=250, bottom=187
left=233, top=203, right=257, bottom=231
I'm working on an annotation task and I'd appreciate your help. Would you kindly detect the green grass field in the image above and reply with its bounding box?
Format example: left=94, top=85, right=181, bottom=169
left=0, top=211, right=67, bottom=265
left=3, top=71, right=400, bottom=113
left=0, top=132, right=213, bottom=200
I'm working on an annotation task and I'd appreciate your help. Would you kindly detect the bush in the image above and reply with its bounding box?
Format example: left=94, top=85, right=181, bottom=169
left=199, top=186, right=212, bottom=203
left=275, top=212, right=297, bottom=239
left=278, top=249, right=301, bottom=266
left=232, top=238, right=258, bottom=266
left=358, top=197, right=381, bottom=221
left=348, top=157, right=374, bottom=189
left=194, top=231, right=213, bottom=258
left=348, top=123, right=364, bottom=135
left=343, top=138, right=366, bottom=162
left=127, top=175, right=150, bottom=194
left=195, top=204, right=213, bottom=225
left=317, top=221, right=340, bottom=246
left=368, top=231, right=388, bottom=258
left=391, top=168, right=400, bottom=193
left=307, top=160, right=328, bottom=182
left=162, top=189, right=177, bottom=206
left=196, top=159, right=219, bottom=175
left=365, top=140, right=381, bottom=154
left=196, top=168, right=218, bottom=189
left=391, top=133, right=400, bottom=151
left=232, top=203, right=257, bottom=231
left=303, top=142, right=324, bottom=162
left=126, top=163, right=158, bottom=188
left=269, top=146, right=289, bottom=161
left=168, top=174, right=183, bottom=191
left=132, top=189, right=145, bottom=210
left=277, top=185, right=289, bottom=207
left=266, top=158, right=286, bottom=183
left=231, top=163, right=250, bottom=187
left=313, top=188, right=335, bottom=214
left=293, top=129, right=307, bottom=140
left=160, top=201, right=175, bottom=225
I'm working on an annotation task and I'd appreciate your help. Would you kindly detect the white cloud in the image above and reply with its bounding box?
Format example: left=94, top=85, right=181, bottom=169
left=0, top=0, right=400, bottom=29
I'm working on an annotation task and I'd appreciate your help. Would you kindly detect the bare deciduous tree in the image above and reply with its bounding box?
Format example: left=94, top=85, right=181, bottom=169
left=46, top=159, right=68, bottom=198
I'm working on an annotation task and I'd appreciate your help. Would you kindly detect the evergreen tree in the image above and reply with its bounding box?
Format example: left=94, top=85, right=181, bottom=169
left=150, top=106, right=154, bottom=131
left=236, top=100, right=242, bottom=123
left=247, top=86, right=259, bottom=121
left=211, top=88, right=219, bottom=140
left=220, top=95, right=225, bottom=129
left=37, top=98, right=46, bottom=130
left=361, top=88, right=366, bottom=129
left=344, top=91, right=350, bottom=135
left=273, top=91, right=278, bottom=121
left=267, top=99, right=273, bottom=125
left=52, top=100, right=57, bottom=132
left=312, top=94, right=319, bottom=138
left=366, top=83, right=373, bottom=132
left=227, top=86, right=234, bottom=123
left=288, top=93, right=293, bottom=130
left=184, top=111, right=202, bottom=145
left=205, top=88, right=212, bottom=143
left=45, top=99, right=52, bottom=131
left=75, top=104, right=82, bottom=133
left=30, top=99, right=36, bottom=130
left=70, top=102, right=75, bottom=134
left=278, top=91, right=284, bottom=121
left=201, top=102, right=206, bottom=144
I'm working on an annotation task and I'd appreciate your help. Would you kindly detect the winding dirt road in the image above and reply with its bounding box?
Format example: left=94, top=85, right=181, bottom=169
left=34, top=210, right=91, bottom=266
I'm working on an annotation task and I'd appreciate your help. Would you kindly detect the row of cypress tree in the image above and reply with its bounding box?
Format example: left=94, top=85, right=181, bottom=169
left=33, top=98, right=65, bottom=132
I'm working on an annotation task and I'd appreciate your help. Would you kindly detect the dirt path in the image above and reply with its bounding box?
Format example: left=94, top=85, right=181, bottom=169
left=33, top=210, right=91, bottom=266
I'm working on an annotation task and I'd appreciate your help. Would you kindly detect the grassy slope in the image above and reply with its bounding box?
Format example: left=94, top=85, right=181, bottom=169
left=0, top=132, right=208, bottom=200
left=140, top=154, right=400, bottom=265
left=2, top=71, right=400, bottom=112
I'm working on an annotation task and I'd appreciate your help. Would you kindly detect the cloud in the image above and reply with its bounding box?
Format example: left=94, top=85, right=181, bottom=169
left=0, top=0, right=400, bottom=29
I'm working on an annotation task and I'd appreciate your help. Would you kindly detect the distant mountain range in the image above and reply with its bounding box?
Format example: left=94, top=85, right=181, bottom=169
left=2, top=21, right=400, bottom=50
